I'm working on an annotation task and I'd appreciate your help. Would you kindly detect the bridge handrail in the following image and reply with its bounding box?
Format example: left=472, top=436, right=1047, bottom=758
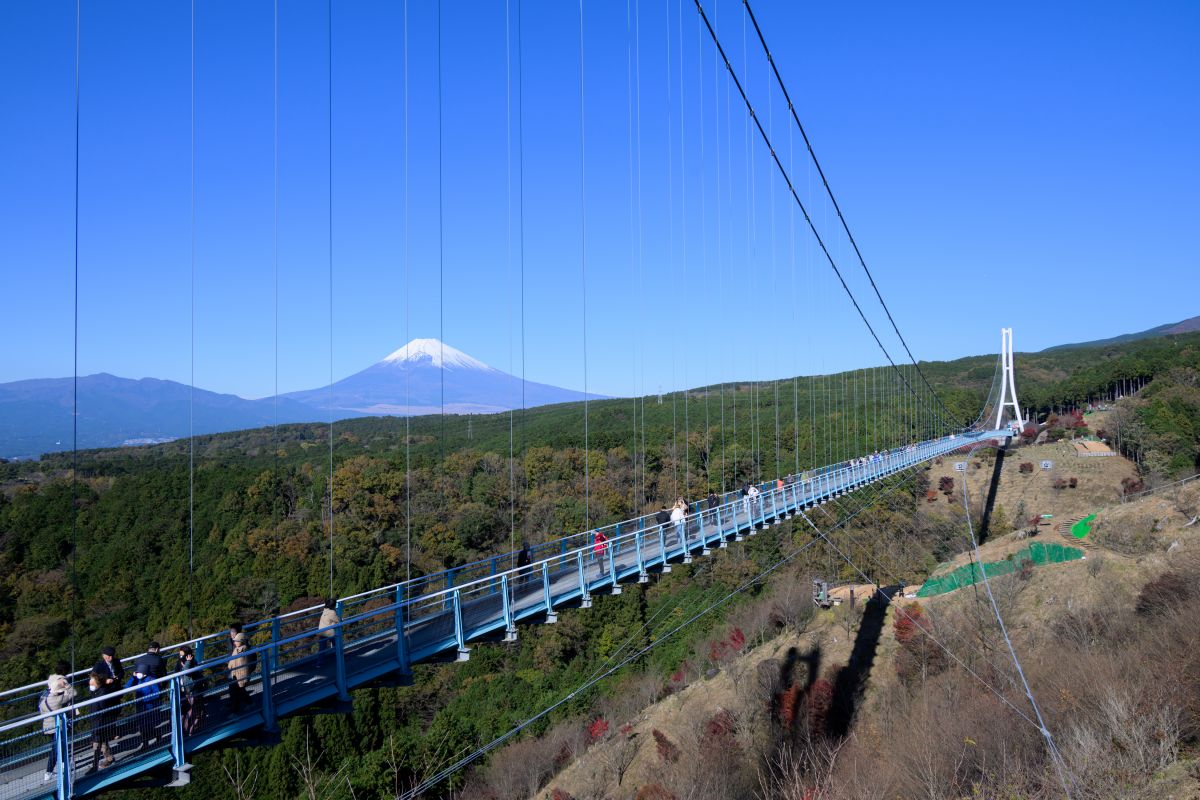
left=0, top=430, right=992, bottom=721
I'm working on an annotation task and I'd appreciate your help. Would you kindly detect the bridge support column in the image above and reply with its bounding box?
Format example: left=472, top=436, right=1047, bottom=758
left=261, top=648, right=279, bottom=731
left=501, top=575, right=518, bottom=642
left=395, top=586, right=412, bottom=676
left=636, top=529, right=648, bottom=582
left=577, top=552, right=592, bottom=609
left=53, top=712, right=71, bottom=800
left=334, top=627, right=353, bottom=699
left=607, top=546, right=621, bottom=593
left=168, top=675, right=191, bottom=774
left=452, top=590, right=471, bottom=661
left=542, top=563, right=557, bottom=623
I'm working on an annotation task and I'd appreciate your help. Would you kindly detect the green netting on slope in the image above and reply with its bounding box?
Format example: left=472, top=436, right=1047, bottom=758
left=916, top=542, right=1084, bottom=597
left=1071, top=513, right=1097, bottom=539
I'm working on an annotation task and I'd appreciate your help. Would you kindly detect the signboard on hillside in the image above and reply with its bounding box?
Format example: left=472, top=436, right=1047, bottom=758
left=954, top=462, right=967, bottom=472
left=1041, top=460, right=1054, bottom=470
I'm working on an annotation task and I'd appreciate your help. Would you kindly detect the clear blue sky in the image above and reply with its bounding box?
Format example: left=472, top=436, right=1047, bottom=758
left=2, top=0, right=1197, bottom=399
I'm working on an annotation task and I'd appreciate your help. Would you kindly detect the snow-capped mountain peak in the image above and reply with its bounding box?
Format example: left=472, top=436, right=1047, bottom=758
left=380, top=338, right=495, bottom=371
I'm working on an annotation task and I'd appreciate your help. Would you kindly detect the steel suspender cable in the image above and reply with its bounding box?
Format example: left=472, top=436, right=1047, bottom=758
left=273, top=0, right=281, bottom=594
left=517, top=0, right=528, bottom=519
left=677, top=0, right=689, bottom=501
left=188, top=0, right=196, bottom=639
left=695, top=0, right=931, bottom=427
left=578, top=0, right=590, bottom=529
left=506, top=0, right=516, bottom=563
left=960, top=445, right=1075, bottom=797
left=626, top=0, right=637, bottom=515
left=437, top=0, right=446, bottom=465
left=71, top=0, right=82, bottom=672
left=327, top=0, right=335, bottom=599
left=403, top=0, right=412, bottom=582
left=741, top=0, right=963, bottom=430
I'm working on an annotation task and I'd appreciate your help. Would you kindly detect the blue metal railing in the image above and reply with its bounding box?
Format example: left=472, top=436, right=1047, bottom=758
left=0, top=429, right=1006, bottom=799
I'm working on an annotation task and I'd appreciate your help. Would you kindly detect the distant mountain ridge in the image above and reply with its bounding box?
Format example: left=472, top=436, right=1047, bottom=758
left=0, top=373, right=322, bottom=460
left=1042, top=315, right=1200, bottom=352
left=0, top=339, right=603, bottom=459
left=281, top=338, right=603, bottom=416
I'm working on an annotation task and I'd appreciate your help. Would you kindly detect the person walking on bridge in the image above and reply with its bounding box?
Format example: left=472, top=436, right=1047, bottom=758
left=592, top=529, right=609, bottom=577
left=516, top=541, right=532, bottom=589
left=227, top=625, right=252, bottom=713
left=316, top=599, right=340, bottom=668
left=671, top=498, right=688, bottom=544
left=746, top=483, right=761, bottom=523
left=92, top=646, right=124, bottom=692
left=85, top=671, right=116, bottom=772
left=654, top=506, right=671, bottom=538
left=134, top=642, right=166, bottom=680
left=39, top=662, right=76, bottom=782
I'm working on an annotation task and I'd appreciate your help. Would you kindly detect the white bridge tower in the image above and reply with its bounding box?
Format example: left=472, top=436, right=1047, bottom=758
left=994, top=327, right=1025, bottom=430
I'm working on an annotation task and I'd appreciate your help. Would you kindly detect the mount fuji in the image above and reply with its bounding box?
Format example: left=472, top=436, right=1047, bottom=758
left=282, top=338, right=603, bottom=416
left=0, top=339, right=601, bottom=459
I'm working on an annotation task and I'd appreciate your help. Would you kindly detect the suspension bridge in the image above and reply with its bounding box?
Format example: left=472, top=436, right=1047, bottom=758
left=0, top=0, right=1048, bottom=796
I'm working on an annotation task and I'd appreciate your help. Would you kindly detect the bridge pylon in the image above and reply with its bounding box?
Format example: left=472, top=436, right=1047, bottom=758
left=994, top=327, right=1025, bottom=431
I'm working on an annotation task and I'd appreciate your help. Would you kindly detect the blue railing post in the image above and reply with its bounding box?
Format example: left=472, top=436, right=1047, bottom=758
left=334, top=625, right=352, bottom=699
left=577, top=550, right=591, bottom=607
left=271, top=616, right=281, bottom=672
left=194, top=640, right=205, bottom=664
left=606, top=541, right=619, bottom=591
left=542, top=562, right=557, bottom=623
left=394, top=586, right=411, bottom=675
left=169, top=675, right=187, bottom=769
left=636, top=528, right=648, bottom=581
left=501, top=574, right=517, bottom=641
left=261, top=648, right=278, bottom=731
left=54, top=712, right=71, bottom=799
left=662, top=522, right=672, bottom=573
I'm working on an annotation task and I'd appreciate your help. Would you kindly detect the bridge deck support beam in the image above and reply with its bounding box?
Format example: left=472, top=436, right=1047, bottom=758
left=395, top=586, right=412, bottom=675
left=501, top=575, right=518, bottom=641
left=334, top=628, right=352, bottom=700
left=261, top=649, right=279, bottom=730
left=542, top=562, right=557, bottom=623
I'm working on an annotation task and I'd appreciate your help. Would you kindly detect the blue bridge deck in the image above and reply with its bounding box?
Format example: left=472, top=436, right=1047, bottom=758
left=0, top=429, right=1007, bottom=799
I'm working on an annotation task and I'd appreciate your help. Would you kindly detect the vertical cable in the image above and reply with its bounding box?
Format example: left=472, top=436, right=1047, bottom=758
left=578, top=0, right=590, bottom=528
left=437, top=0, right=446, bottom=464
left=327, top=0, right=335, bottom=598
left=676, top=0, right=688, bottom=499
left=71, top=0, right=82, bottom=672
left=273, top=0, right=280, bottom=593
left=188, top=0, right=196, bottom=639
left=517, top=0, right=528, bottom=515
left=711, top=2, right=725, bottom=494
left=403, top=0, right=411, bottom=582
left=506, top=0, right=516, bottom=560
left=625, top=0, right=638, bottom=514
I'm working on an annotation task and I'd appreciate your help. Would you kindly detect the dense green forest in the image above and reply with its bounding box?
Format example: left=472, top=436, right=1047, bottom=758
left=1, top=333, right=1199, bottom=797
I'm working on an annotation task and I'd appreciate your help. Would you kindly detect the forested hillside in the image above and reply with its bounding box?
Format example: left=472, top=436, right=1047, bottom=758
left=1, top=333, right=1199, bottom=797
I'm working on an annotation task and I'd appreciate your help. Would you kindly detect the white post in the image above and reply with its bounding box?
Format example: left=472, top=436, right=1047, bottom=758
left=994, top=327, right=1025, bottom=430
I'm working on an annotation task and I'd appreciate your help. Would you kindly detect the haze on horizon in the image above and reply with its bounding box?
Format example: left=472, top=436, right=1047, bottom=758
left=2, top=0, right=1197, bottom=399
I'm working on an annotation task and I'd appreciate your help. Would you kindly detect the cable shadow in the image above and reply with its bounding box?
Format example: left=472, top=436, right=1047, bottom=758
left=826, top=584, right=898, bottom=739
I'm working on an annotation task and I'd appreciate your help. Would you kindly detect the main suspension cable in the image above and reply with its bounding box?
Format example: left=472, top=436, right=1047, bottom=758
left=740, top=0, right=964, bottom=429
